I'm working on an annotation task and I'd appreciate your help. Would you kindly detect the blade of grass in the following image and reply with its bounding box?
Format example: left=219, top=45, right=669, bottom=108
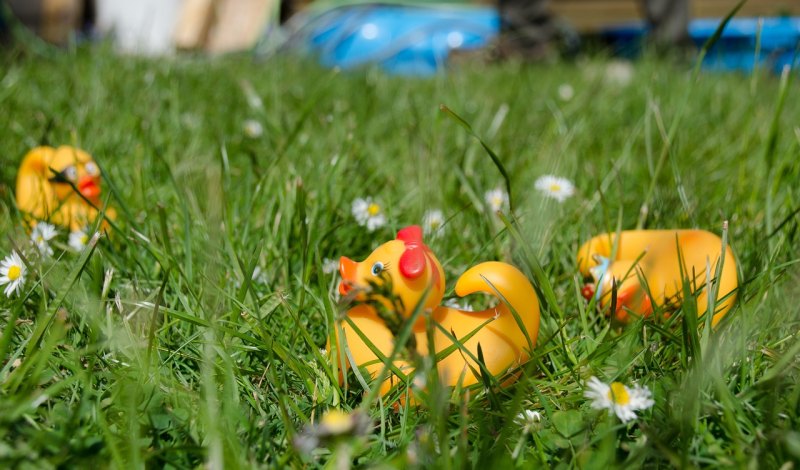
left=440, top=104, right=514, bottom=213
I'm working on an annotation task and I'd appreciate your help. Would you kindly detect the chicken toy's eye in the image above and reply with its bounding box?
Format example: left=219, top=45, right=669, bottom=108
left=84, top=161, right=99, bottom=176
left=63, top=166, right=78, bottom=181
left=371, top=262, right=384, bottom=276
left=51, top=166, right=78, bottom=183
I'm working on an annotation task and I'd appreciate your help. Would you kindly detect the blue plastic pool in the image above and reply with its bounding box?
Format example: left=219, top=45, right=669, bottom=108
left=287, top=4, right=798, bottom=75
left=288, top=4, right=499, bottom=76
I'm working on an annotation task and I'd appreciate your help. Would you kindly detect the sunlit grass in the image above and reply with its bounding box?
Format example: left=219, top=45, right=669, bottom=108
left=0, top=43, right=799, bottom=468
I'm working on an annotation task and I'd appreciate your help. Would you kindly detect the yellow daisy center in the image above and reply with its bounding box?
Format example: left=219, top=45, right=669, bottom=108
left=8, top=265, right=21, bottom=281
left=80, top=235, right=89, bottom=244
left=549, top=183, right=562, bottom=193
left=367, top=203, right=381, bottom=216
left=607, top=382, right=630, bottom=405
left=36, top=236, right=44, bottom=243
left=321, top=410, right=353, bottom=434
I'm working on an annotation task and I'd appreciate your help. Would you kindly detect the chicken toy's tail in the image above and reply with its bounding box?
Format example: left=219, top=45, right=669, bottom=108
left=16, top=147, right=55, bottom=220
left=454, top=262, right=540, bottom=354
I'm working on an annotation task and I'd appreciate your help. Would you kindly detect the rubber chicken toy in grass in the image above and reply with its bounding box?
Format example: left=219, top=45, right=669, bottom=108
left=333, top=225, right=540, bottom=396
left=15, top=146, right=116, bottom=231
left=577, top=229, right=738, bottom=326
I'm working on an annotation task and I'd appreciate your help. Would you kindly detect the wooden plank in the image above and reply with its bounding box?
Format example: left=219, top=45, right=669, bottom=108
left=550, top=0, right=800, bottom=32
left=551, top=1, right=640, bottom=30
left=7, top=0, right=83, bottom=45
left=174, top=0, right=215, bottom=50
left=695, top=0, right=800, bottom=17
left=41, top=0, right=82, bottom=44
left=206, top=0, right=277, bottom=53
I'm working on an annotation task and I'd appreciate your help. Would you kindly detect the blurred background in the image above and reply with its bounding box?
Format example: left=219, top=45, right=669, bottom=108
left=1, top=0, right=799, bottom=73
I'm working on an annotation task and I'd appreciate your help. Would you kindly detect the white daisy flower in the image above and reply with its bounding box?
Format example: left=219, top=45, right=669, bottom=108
left=322, top=258, right=339, bottom=275
left=516, top=409, right=542, bottom=429
left=484, top=188, right=509, bottom=213
left=69, top=229, right=90, bottom=252
left=584, top=376, right=654, bottom=423
left=534, top=175, right=575, bottom=203
left=422, top=209, right=445, bottom=237
left=557, top=84, right=574, bottom=102
left=243, top=119, right=264, bottom=138
left=511, top=408, right=544, bottom=458
left=31, top=222, right=57, bottom=257
left=605, top=60, right=634, bottom=87
left=230, top=265, right=269, bottom=290
left=248, top=96, right=264, bottom=110
left=0, top=251, right=27, bottom=297
left=318, top=409, right=365, bottom=436
left=444, top=297, right=473, bottom=312
left=251, top=266, right=268, bottom=285
left=351, top=197, right=386, bottom=232
left=366, top=215, right=386, bottom=232
left=412, top=372, right=427, bottom=390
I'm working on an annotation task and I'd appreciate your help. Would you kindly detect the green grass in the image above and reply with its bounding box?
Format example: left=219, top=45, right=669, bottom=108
left=0, top=42, right=799, bottom=468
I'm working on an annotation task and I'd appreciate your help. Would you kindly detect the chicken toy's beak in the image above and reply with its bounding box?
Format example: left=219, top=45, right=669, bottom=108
left=338, top=256, right=358, bottom=296
left=78, top=175, right=101, bottom=200
left=611, top=284, right=653, bottom=322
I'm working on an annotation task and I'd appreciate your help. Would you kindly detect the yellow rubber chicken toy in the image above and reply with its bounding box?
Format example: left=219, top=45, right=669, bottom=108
left=15, top=146, right=116, bottom=231
left=577, top=229, right=738, bottom=326
left=332, top=225, right=540, bottom=396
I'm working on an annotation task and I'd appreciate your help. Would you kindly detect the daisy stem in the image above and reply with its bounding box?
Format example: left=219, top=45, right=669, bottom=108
left=0, top=305, right=20, bottom=368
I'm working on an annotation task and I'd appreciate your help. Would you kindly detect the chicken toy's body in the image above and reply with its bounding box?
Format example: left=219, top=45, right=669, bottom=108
left=577, top=229, right=738, bottom=326
left=332, top=226, right=540, bottom=396
left=15, top=146, right=116, bottom=231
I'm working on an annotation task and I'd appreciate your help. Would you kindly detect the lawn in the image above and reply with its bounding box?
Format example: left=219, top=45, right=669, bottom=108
left=0, top=42, right=799, bottom=468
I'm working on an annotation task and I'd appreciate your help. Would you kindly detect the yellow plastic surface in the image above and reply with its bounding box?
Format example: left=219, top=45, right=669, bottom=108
left=577, top=229, right=738, bottom=326
left=15, top=146, right=116, bottom=231
left=331, top=228, right=540, bottom=396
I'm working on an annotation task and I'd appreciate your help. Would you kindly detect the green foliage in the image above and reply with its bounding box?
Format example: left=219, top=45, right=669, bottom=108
left=0, top=44, right=799, bottom=468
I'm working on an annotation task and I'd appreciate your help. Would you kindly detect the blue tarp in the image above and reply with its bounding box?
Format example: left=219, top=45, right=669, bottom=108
left=606, top=16, right=800, bottom=73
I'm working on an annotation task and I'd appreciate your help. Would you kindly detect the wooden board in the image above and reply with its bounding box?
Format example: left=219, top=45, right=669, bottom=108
left=550, top=0, right=800, bottom=31
left=694, top=0, right=800, bottom=17
left=6, top=0, right=83, bottom=45
left=174, top=0, right=215, bottom=50
left=206, top=0, right=277, bottom=53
